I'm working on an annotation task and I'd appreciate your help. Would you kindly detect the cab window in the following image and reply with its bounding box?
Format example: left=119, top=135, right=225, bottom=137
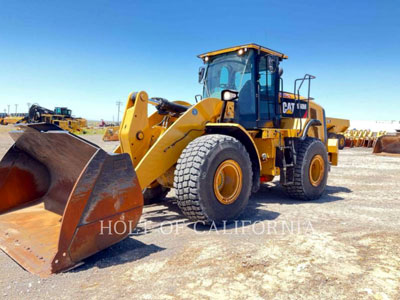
left=258, top=55, right=278, bottom=121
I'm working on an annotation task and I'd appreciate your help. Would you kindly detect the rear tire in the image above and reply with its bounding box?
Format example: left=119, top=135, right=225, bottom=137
left=283, top=138, right=328, bottom=200
left=337, top=134, right=345, bottom=150
left=328, top=132, right=337, bottom=139
left=174, top=134, right=253, bottom=224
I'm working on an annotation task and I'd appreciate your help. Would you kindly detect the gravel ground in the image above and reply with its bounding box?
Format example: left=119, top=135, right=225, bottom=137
left=0, top=127, right=399, bottom=299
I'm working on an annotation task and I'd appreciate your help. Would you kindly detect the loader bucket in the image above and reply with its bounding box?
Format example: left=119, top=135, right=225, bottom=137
left=0, top=124, right=143, bottom=277
left=372, top=135, right=400, bottom=156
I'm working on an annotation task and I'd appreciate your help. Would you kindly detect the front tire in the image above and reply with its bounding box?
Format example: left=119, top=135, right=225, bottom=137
left=283, top=138, right=329, bottom=200
left=174, top=134, right=253, bottom=224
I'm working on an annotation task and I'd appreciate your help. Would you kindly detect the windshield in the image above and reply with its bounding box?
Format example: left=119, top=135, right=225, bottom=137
left=203, top=50, right=254, bottom=99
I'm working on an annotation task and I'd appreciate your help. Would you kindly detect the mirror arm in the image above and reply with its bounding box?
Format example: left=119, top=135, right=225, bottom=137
left=219, top=101, right=228, bottom=123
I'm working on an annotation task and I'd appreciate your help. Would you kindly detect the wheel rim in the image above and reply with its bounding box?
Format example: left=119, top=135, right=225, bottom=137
left=309, top=155, right=325, bottom=187
left=214, top=159, right=242, bottom=205
left=339, top=137, right=345, bottom=148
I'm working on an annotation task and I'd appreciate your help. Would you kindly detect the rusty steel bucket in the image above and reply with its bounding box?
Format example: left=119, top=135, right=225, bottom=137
left=0, top=124, right=143, bottom=277
left=372, top=134, right=400, bottom=156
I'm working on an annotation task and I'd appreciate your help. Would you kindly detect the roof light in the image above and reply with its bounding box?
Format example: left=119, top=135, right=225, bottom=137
left=204, top=56, right=209, bottom=62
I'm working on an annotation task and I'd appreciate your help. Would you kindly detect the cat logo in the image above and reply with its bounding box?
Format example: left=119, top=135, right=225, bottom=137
left=283, top=102, right=295, bottom=114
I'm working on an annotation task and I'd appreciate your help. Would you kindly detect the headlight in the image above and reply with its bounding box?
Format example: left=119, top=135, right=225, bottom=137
left=221, top=89, right=239, bottom=102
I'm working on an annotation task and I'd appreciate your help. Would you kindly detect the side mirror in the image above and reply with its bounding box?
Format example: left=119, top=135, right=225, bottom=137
left=195, top=94, right=202, bottom=103
left=267, top=56, right=279, bottom=73
left=279, top=67, right=283, bottom=77
left=221, top=89, right=239, bottom=102
left=198, top=67, right=205, bottom=83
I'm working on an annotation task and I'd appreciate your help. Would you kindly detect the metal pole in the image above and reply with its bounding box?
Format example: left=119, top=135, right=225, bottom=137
left=116, top=101, right=123, bottom=125
left=7, top=105, right=10, bottom=115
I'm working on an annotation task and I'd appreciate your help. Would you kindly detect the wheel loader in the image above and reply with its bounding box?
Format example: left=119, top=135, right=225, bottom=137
left=0, top=44, right=338, bottom=277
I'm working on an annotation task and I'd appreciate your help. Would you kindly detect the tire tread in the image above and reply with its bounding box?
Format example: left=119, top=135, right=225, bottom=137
left=174, top=134, right=252, bottom=222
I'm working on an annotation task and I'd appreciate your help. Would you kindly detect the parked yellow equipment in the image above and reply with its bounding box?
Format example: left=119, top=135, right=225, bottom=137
left=0, top=113, right=7, bottom=125
left=1, top=113, right=27, bottom=125
left=17, top=104, right=87, bottom=134
left=102, top=125, right=119, bottom=141
left=0, top=44, right=339, bottom=276
left=345, top=129, right=388, bottom=149
left=326, top=117, right=350, bottom=150
left=344, top=130, right=356, bottom=147
left=373, top=131, right=400, bottom=156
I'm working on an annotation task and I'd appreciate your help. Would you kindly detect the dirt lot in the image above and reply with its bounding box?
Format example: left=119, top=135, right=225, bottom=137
left=0, top=126, right=399, bottom=299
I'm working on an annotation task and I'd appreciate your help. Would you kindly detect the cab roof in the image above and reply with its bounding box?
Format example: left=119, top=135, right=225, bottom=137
left=198, top=43, right=288, bottom=60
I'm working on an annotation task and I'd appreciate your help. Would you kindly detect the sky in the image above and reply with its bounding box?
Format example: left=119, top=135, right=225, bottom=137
left=0, top=0, right=399, bottom=121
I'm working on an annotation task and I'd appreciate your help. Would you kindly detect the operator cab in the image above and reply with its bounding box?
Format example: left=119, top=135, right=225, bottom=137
left=198, top=44, right=313, bottom=129
left=54, top=107, right=72, bottom=117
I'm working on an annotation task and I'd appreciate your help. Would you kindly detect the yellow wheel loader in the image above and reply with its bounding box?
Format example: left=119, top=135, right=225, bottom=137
left=0, top=44, right=338, bottom=276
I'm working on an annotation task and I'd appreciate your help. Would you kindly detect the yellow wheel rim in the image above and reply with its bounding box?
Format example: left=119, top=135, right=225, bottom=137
left=309, top=155, right=325, bottom=187
left=339, top=137, right=345, bottom=148
left=213, top=159, right=242, bottom=205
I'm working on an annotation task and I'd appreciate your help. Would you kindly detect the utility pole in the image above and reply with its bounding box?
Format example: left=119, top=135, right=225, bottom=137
left=15, top=104, right=18, bottom=114
left=7, top=105, right=10, bottom=115
left=116, top=101, right=123, bottom=125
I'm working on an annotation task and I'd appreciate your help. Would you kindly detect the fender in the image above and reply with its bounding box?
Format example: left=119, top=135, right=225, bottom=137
left=301, top=119, right=322, bottom=140
left=205, top=123, right=261, bottom=193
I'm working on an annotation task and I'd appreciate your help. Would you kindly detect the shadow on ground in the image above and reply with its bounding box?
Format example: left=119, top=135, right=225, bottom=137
left=71, top=238, right=165, bottom=273
left=72, top=181, right=351, bottom=273
left=253, top=182, right=352, bottom=205
left=135, top=181, right=352, bottom=233
left=137, top=194, right=281, bottom=233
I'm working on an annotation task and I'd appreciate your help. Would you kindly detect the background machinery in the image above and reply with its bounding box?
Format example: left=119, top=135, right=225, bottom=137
left=102, top=125, right=120, bottom=141
left=17, top=104, right=87, bottom=133
left=0, top=112, right=7, bottom=125
left=1, top=113, right=27, bottom=125
left=372, top=130, right=400, bottom=156
left=326, top=117, right=350, bottom=150
left=0, top=44, right=338, bottom=276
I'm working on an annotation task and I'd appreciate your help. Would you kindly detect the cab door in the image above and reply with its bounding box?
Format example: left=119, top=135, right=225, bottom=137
left=257, top=55, right=280, bottom=127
